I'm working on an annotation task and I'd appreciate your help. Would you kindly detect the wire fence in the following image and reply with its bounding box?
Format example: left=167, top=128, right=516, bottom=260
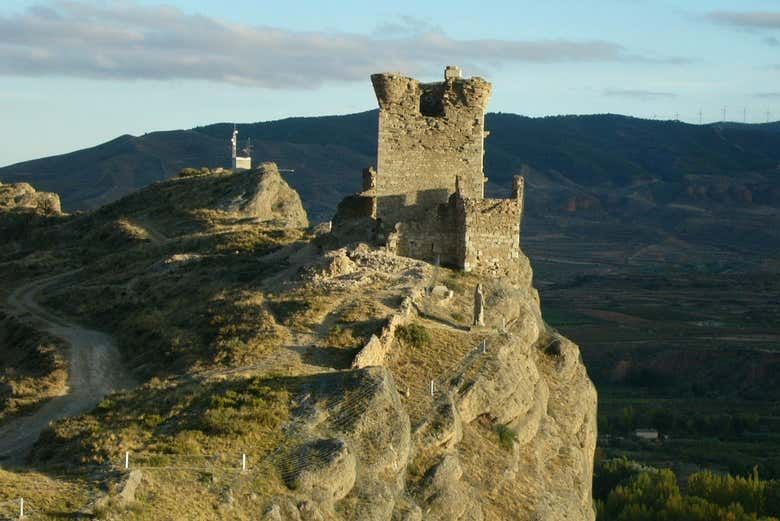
left=0, top=331, right=505, bottom=520
left=0, top=497, right=36, bottom=520
left=0, top=270, right=541, bottom=519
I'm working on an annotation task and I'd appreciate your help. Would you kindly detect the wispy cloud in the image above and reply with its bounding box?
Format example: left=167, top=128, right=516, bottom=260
left=763, top=36, right=780, bottom=46
left=0, top=2, right=689, bottom=88
left=603, top=89, right=676, bottom=101
left=705, top=10, right=780, bottom=30
left=754, top=92, right=780, bottom=99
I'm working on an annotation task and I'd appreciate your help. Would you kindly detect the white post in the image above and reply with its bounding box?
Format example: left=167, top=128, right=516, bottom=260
left=502, top=317, right=506, bottom=332
left=19, top=497, right=24, bottom=519
left=430, top=380, right=435, bottom=397
left=482, top=339, right=487, bottom=354
left=124, top=451, right=129, bottom=470
left=242, top=453, right=247, bottom=472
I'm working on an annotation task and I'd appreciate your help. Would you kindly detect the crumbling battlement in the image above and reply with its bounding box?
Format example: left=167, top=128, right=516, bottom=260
left=370, top=67, right=492, bottom=226
left=386, top=175, right=524, bottom=278
left=334, top=66, right=525, bottom=279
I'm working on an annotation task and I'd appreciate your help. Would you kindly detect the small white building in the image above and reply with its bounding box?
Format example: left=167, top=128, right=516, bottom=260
left=231, top=126, right=251, bottom=170
left=634, top=428, right=659, bottom=440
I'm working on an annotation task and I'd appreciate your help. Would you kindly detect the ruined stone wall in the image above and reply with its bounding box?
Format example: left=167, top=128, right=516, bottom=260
left=460, top=197, right=522, bottom=278
left=371, top=71, right=492, bottom=228
left=386, top=203, right=462, bottom=267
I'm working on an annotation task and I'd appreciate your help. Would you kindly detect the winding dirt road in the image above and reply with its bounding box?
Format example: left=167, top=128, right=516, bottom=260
left=0, top=272, right=132, bottom=463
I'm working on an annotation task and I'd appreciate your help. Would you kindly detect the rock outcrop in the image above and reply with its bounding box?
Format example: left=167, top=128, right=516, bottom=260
left=268, top=243, right=597, bottom=520
left=272, top=367, right=412, bottom=520
left=217, top=162, right=308, bottom=228
left=0, top=181, right=62, bottom=214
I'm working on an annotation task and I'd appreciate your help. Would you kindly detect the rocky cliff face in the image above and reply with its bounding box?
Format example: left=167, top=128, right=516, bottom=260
left=0, top=181, right=62, bottom=214
left=259, top=243, right=597, bottom=520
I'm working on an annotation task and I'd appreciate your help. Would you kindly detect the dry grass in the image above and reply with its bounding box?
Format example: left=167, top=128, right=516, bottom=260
left=387, top=320, right=486, bottom=425
left=456, top=422, right=536, bottom=519
left=324, top=297, right=389, bottom=349
left=103, top=461, right=288, bottom=521
left=32, top=374, right=290, bottom=472
left=0, top=313, right=68, bottom=422
left=0, top=469, right=95, bottom=520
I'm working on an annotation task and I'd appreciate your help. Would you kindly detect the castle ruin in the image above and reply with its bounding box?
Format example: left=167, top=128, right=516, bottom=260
left=335, top=66, right=525, bottom=279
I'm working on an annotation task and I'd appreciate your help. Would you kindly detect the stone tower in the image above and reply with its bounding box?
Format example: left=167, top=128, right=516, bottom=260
left=333, top=66, right=525, bottom=279
left=369, top=66, right=492, bottom=227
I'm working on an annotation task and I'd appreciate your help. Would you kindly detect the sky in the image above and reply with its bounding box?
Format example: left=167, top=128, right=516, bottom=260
left=1, top=0, right=780, bottom=166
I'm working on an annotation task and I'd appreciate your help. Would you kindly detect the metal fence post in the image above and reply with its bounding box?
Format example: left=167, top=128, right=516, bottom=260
left=125, top=451, right=129, bottom=470
left=19, top=497, right=24, bottom=519
left=242, top=453, right=247, bottom=472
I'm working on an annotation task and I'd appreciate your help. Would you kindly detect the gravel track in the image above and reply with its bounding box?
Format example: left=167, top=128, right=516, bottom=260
left=0, top=272, right=133, bottom=464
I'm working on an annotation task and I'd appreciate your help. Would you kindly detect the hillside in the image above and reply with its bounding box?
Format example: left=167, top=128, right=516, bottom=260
left=3, top=113, right=779, bottom=287
left=3, top=112, right=779, bottom=225
left=0, top=170, right=595, bottom=520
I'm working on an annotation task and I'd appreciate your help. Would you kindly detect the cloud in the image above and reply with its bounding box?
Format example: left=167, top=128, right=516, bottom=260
left=764, top=36, right=780, bottom=46
left=603, top=89, right=676, bottom=101
left=0, top=1, right=689, bottom=88
left=373, top=15, right=444, bottom=37
left=705, top=10, right=780, bottom=30
left=754, top=92, right=780, bottom=99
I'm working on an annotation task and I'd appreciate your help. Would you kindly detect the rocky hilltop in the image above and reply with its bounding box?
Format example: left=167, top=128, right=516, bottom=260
left=0, top=65, right=597, bottom=519
left=0, top=164, right=596, bottom=520
left=254, top=240, right=597, bottom=520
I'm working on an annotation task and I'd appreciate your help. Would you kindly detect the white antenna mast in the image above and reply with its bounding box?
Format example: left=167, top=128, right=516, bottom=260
left=231, top=124, right=238, bottom=160
left=242, top=137, right=253, bottom=157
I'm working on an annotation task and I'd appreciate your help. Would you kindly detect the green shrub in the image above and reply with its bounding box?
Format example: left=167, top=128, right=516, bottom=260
left=495, top=424, right=517, bottom=450
left=177, top=167, right=210, bottom=178
left=171, top=431, right=203, bottom=454
left=96, top=397, right=117, bottom=412
left=202, top=407, right=242, bottom=435
left=396, top=323, right=431, bottom=349
left=142, top=414, right=163, bottom=429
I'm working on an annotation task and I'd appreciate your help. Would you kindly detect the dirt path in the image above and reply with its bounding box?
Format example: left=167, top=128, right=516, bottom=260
left=0, top=272, right=133, bottom=464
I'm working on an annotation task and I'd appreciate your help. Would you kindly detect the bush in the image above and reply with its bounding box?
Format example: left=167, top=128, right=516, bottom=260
left=171, top=431, right=203, bottom=454
left=177, top=167, right=211, bottom=178
left=596, top=458, right=780, bottom=521
left=396, top=323, right=431, bottom=349
left=142, top=414, right=163, bottom=429
left=495, top=424, right=517, bottom=450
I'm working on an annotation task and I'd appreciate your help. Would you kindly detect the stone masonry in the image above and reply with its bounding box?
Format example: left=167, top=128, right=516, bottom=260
left=334, top=66, right=525, bottom=279
left=371, top=65, right=491, bottom=226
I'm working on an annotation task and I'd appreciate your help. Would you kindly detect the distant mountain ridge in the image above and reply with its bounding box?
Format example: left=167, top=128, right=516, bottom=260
left=2, top=111, right=779, bottom=254
left=0, top=110, right=780, bottom=219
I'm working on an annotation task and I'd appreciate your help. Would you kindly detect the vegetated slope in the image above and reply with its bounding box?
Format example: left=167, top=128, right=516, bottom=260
left=0, top=172, right=595, bottom=520
left=0, top=312, right=67, bottom=424
left=3, top=112, right=779, bottom=226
